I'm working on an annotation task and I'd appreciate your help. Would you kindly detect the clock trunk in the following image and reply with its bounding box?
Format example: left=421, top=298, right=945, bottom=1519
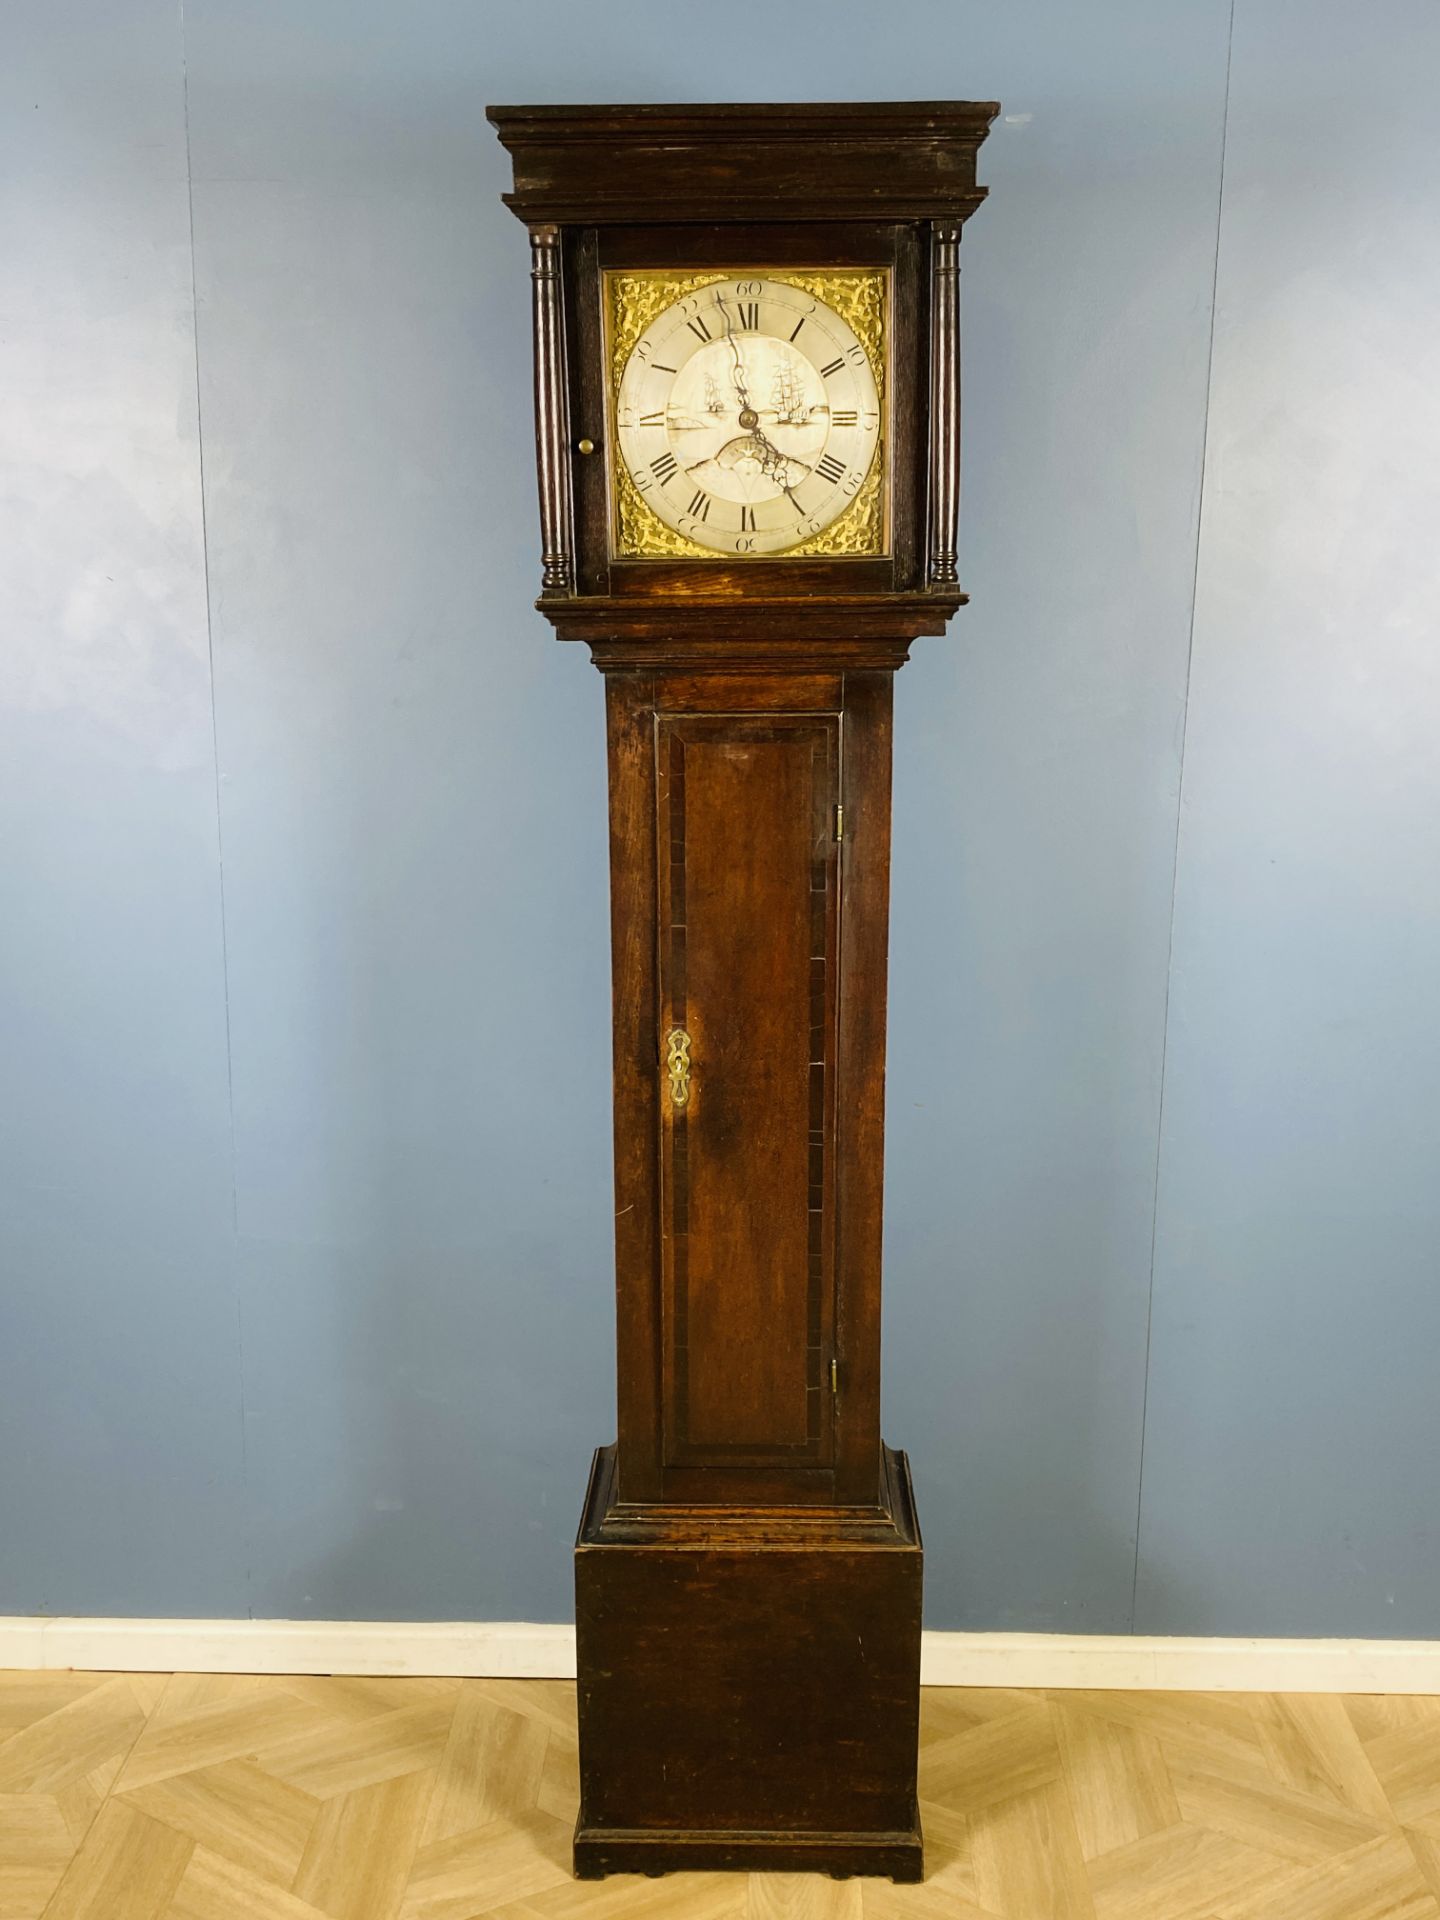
left=603, top=667, right=895, bottom=1513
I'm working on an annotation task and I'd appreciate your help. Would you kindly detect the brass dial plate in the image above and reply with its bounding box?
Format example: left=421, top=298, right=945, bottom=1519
left=604, top=266, right=889, bottom=561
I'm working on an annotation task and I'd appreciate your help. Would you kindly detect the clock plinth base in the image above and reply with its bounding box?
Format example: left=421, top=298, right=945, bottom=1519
left=572, top=1828, right=923, bottom=1883
left=573, top=1444, right=924, bottom=1882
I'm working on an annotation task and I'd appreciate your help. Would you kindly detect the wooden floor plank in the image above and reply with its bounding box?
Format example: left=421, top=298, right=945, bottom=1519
left=275, top=1679, right=462, bottom=1725
left=1169, top=1758, right=1385, bottom=1865
left=115, top=1690, right=322, bottom=1794
left=917, top=1701, right=1062, bottom=1813
left=1053, top=1698, right=1182, bottom=1860
left=256, top=1702, right=453, bottom=1801
left=496, top=1873, right=746, bottom=1920
left=0, top=1794, right=75, bottom=1920
left=1345, top=1696, right=1440, bottom=1746
left=534, top=1725, right=579, bottom=1827
left=0, top=1677, right=108, bottom=1741
left=38, top=1799, right=192, bottom=1920
left=1058, top=1692, right=1272, bottom=1785
left=1225, top=1832, right=1439, bottom=1920
left=907, top=1799, right=979, bottom=1905
left=399, top=1809, right=573, bottom=1920
left=422, top=1685, right=548, bottom=1845
left=969, top=1778, right=1096, bottom=1920
left=0, top=1679, right=147, bottom=1795
left=944, top=1688, right=1048, bottom=1728
left=53, top=1777, right=106, bottom=1848
left=860, top=1883, right=1001, bottom=1920
left=121, top=1757, right=321, bottom=1884
left=1085, top=1822, right=1301, bottom=1920
left=293, top=1768, right=436, bottom=1920
left=744, top=1877, right=862, bottom=1920
left=165, top=1845, right=332, bottom=1920
left=1407, top=1825, right=1440, bottom=1908
left=1249, top=1693, right=1394, bottom=1822
left=463, top=1683, right=578, bottom=1747
left=1359, top=1724, right=1440, bottom=1827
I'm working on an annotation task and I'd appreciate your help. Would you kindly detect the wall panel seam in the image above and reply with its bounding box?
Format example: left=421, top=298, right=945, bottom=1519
left=1129, top=0, right=1239, bottom=1631
left=179, top=0, right=253, bottom=1619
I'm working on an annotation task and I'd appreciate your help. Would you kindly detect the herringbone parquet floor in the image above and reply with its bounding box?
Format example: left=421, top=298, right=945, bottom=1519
left=2, top=1672, right=1439, bottom=1920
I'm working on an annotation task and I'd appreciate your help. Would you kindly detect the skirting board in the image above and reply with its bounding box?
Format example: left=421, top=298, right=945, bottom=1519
left=2, top=1619, right=1440, bottom=1694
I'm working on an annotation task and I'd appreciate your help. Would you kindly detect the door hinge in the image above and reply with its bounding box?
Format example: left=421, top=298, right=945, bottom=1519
left=835, top=803, right=844, bottom=842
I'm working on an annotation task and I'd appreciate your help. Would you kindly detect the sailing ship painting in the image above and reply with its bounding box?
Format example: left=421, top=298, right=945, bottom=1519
left=703, top=372, right=727, bottom=417
left=770, top=353, right=812, bottom=427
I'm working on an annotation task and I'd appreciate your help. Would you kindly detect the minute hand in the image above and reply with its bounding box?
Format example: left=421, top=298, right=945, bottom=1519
left=719, top=305, right=753, bottom=411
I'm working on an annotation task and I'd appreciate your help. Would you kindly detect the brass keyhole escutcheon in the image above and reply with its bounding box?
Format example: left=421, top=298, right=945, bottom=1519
left=664, top=1027, right=692, bottom=1110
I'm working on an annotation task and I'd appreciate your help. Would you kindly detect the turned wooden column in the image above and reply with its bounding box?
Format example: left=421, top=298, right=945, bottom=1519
left=528, top=223, right=574, bottom=593
left=928, top=219, right=964, bottom=587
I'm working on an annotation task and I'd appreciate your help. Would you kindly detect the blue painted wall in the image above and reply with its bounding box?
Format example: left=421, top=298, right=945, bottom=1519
left=2, top=0, right=1437, bottom=1633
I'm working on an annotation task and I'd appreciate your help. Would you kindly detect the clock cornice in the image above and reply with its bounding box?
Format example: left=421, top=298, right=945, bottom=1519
left=486, top=99, right=1000, bottom=226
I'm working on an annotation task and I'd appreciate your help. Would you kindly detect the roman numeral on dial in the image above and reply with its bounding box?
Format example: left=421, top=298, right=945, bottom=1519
left=738, top=504, right=757, bottom=532
left=736, top=301, right=759, bottom=330
left=816, top=453, right=846, bottom=485
left=686, top=314, right=712, bottom=342
left=687, top=489, right=711, bottom=522
left=652, top=451, right=678, bottom=484
left=831, top=410, right=858, bottom=427
left=820, top=356, right=845, bottom=378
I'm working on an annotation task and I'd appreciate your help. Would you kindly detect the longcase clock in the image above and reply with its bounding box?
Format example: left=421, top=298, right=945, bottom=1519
left=488, top=101, right=997, bottom=1883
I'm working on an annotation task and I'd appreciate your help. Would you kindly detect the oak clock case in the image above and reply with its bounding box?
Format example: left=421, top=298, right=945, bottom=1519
left=488, top=101, right=996, bottom=1885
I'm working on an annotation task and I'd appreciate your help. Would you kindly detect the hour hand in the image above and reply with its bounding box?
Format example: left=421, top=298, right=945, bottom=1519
left=729, top=352, right=758, bottom=421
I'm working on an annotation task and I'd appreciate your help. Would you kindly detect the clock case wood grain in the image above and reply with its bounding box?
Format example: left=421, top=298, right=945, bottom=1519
left=489, top=101, right=996, bottom=1884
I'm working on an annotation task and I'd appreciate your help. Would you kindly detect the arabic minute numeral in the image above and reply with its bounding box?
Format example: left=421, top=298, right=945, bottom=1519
left=735, top=536, right=755, bottom=553
left=820, top=356, right=845, bottom=378
left=816, top=453, right=846, bottom=485
left=652, top=451, right=678, bottom=484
